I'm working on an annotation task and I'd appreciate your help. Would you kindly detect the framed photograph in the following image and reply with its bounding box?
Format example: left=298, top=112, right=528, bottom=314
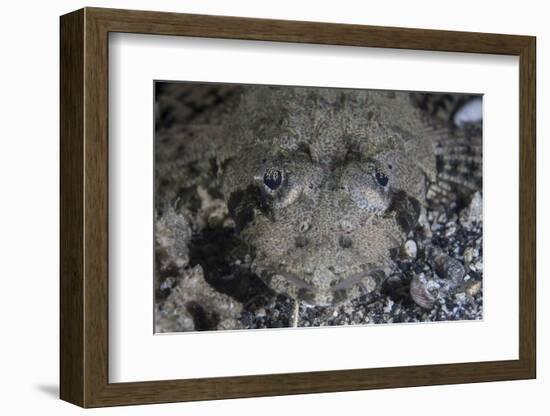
left=60, top=7, right=536, bottom=407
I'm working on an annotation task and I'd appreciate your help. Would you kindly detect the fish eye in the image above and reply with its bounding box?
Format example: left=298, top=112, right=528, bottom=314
left=263, top=168, right=283, bottom=191
left=375, top=169, right=389, bottom=187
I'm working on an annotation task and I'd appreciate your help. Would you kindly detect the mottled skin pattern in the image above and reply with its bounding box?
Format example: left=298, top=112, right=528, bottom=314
left=219, top=86, right=438, bottom=305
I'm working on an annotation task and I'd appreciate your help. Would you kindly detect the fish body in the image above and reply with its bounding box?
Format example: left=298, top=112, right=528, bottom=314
left=220, top=87, right=444, bottom=305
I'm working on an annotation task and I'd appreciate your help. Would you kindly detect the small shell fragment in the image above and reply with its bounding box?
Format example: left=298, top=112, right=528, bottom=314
left=400, top=240, right=418, bottom=260
left=410, top=275, right=438, bottom=309
left=434, top=254, right=465, bottom=283
left=465, top=280, right=482, bottom=297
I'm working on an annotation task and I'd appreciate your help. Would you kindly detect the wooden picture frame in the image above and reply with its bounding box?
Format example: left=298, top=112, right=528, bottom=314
left=60, top=7, right=536, bottom=408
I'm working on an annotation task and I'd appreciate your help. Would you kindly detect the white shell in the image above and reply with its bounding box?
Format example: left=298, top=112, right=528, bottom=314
left=453, top=97, right=482, bottom=127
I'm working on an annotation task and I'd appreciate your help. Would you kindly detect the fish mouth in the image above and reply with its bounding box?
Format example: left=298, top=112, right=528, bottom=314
left=258, top=264, right=382, bottom=305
